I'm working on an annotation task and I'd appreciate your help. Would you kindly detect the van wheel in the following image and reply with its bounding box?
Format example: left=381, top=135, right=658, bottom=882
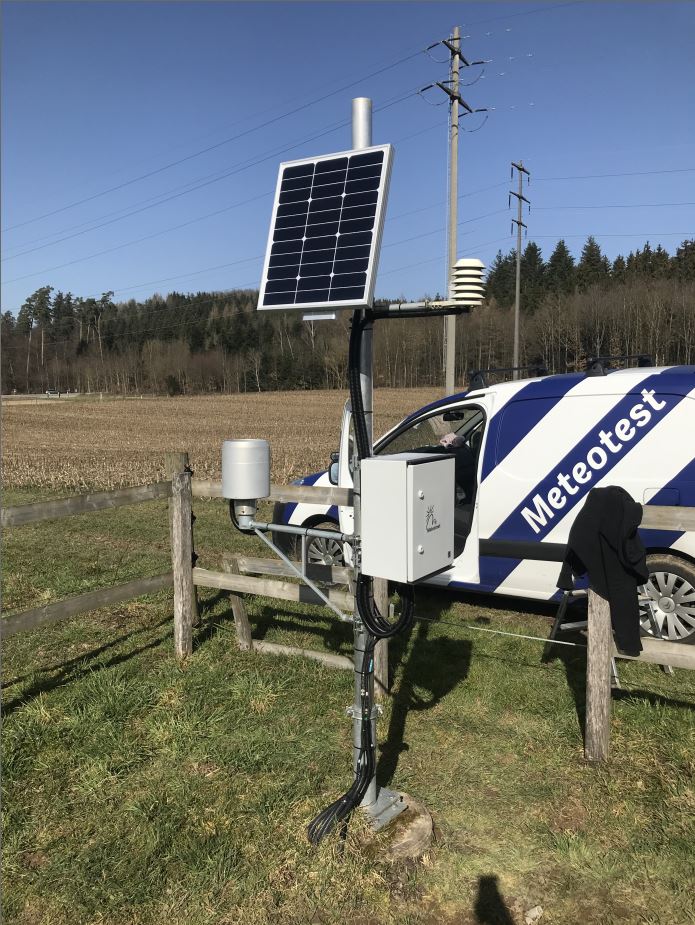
left=639, top=554, right=695, bottom=643
left=306, top=521, right=345, bottom=568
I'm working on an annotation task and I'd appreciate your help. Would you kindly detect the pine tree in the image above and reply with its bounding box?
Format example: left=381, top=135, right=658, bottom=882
left=612, top=255, right=627, bottom=284
left=577, top=236, right=610, bottom=291
left=520, top=242, right=546, bottom=313
left=652, top=244, right=670, bottom=278
left=486, top=249, right=516, bottom=307
left=546, top=239, right=576, bottom=294
left=673, top=239, right=695, bottom=280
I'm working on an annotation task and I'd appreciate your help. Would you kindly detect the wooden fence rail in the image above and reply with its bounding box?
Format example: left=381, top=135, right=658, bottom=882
left=3, top=463, right=693, bottom=731
left=2, top=573, right=174, bottom=638
left=191, top=478, right=352, bottom=507
left=192, top=567, right=354, bottom=612
left=0, top=468, right=353, bottom=666
left=1, top=481, right=172, bottom=528
left=219, top=553, right=389, bottom=699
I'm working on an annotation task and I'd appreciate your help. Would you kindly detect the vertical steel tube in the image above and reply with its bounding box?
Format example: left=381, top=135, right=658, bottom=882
left=350, top=97, right=378, bottom=808
left=352, top=98, right=372, bottom=151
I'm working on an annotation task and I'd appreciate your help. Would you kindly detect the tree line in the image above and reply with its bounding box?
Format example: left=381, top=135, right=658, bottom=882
left=1, top=236, right=693, bottom=395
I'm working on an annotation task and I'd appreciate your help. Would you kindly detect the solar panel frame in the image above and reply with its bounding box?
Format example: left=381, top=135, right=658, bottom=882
left=257, top=144, right=393, bottom=312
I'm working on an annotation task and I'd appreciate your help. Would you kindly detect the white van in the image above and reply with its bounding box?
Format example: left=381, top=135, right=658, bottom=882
left=274, top=364, right=695, bottom=642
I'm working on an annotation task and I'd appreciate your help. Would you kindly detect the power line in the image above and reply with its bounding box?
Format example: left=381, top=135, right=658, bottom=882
left=3, top=89, right=420, bottom=280
left=463, top=0, right=583, bottom=28
left=535, top=202, right=695, bottom=210
left=530, top=231, right=692, bottom=238
left=4, top=195, right=271, bottom=286
left=2, top=188, right=274, bottom=264
left=4, top=92, right=419, bottom=285
left=390, top=182, right=507, bottom=222
left=3, top=103, right=441, bottom=262
left=99, top=259, right=265, bottom=298
left=384, top=209, right=508, bottom=250
left=8, top=191, right=691, bottom=264
left=2, top=51, right=425, bottom=235
left=71, top=186, right=510, bottom=300
left=536, top=167, right=695, bottom=181
left=377, top=235, right=510, bottom=280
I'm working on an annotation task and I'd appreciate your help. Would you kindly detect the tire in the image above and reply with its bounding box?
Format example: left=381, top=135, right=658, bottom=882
left=304, top=520, right=345, bottom=568
left=272, top=510, right=344, bottom=568
left=639, top=554, right=695, bottom=644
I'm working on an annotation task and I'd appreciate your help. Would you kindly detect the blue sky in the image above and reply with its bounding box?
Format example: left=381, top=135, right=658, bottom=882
left=2, top=1, right=694, bottom=314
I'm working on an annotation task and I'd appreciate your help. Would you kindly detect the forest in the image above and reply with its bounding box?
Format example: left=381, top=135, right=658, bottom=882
left=2, top=235, right=694, bottom=395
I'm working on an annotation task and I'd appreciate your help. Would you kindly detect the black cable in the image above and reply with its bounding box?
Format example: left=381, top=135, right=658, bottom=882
left=307, top=310, right=414, bottom=845
left=228, top=500, right=254, bottom=534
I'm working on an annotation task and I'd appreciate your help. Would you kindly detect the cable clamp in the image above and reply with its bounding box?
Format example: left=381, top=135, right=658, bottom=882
left=346, top=704, right=383, bottom=720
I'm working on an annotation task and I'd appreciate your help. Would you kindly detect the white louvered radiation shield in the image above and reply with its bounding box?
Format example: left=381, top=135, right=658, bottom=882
left=451, top=258, right=485, bottom=307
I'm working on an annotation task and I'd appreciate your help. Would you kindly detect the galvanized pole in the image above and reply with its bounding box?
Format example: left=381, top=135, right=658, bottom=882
left=350, top=97, right=377, bottom=809
left=444, top=26, right=460, bottom=396
left=350, top=98, right=405, bottom=828
left=510, top=160, right=530, bottom=380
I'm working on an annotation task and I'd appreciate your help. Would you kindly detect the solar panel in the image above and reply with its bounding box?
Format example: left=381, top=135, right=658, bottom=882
left=258, top=144, right=393, bottom=312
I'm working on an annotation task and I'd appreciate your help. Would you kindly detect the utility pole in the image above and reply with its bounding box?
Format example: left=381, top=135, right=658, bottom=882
left=425, top=31, right=486, bottom=395
left=444, top=26, right=460, bottom=397
left=510, top=160, right=530, bottom=380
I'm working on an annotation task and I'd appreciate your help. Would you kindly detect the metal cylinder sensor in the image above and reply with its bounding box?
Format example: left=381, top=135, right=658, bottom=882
left=222, top=439, right=271, bottom=502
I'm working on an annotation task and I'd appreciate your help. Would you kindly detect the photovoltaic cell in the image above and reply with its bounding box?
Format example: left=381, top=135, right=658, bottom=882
left=258, top=145, right=393, bottom=311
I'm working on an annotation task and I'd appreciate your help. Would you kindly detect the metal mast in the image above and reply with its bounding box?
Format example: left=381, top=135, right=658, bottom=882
left=510, top=160, right=530, bottom=379
left=444, top=26, right=460, bottom=396
left=350, top=98, right=405, bottom=828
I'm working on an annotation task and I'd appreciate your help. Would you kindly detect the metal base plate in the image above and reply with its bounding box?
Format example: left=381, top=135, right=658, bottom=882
left=361, top=787, right=408, bottom=831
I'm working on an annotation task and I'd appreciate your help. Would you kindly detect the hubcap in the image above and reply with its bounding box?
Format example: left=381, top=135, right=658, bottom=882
left=307, top=535, right=343, bottom=567
left=639, top=570, right=695, bottom=641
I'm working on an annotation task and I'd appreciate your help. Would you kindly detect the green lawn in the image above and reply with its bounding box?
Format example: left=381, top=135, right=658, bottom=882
left=2, top=491, right=694, bottom=925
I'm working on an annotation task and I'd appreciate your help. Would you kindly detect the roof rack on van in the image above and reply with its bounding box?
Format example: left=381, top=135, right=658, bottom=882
left=585, top=354, right=653, bottom=376
left=467, top=364, right=548, bottom=390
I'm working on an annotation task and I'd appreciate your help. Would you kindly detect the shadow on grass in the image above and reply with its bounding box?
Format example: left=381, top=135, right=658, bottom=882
left=2, top=616, right=173, bottom=716
left=250, top=605, right=350, bottom=653
left=611, top=687, right=695, bottom=709
left=541, top=599, right=695, bottom=741
left=192, top=586, right=352, bottom=653
left=377, top=614, right=472, bottom=788
left=474, top=874, right=516, bottom=925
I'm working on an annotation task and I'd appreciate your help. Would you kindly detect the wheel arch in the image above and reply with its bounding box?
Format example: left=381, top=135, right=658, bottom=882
left=645, top=546, right=695, bottom=569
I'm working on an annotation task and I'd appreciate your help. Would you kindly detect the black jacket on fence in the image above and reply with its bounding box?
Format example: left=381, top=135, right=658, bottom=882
left=557, top=486, right=649, bottom=655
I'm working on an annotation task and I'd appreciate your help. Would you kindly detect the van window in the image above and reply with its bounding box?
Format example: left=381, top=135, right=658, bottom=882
left=379, top=407, right=484, bottom=457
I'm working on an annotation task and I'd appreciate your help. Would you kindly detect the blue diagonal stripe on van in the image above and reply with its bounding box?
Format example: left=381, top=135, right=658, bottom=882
left=491, top=392, right=695, bottom=597
left=490, top=373, right=687, bottom=544
left=284, top=470, right=324, bottom=524
left=640, top=456, right=695, bottom=551
left=481, top=374, right=584, bottom=482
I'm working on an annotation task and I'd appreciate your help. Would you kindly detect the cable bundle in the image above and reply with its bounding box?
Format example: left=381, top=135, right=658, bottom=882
left=306, top=633, right=376, bottom=844
left=307, top=311, right=415, bottom=844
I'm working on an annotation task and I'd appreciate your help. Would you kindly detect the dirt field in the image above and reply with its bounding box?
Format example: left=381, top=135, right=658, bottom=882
left=1, top=388, right=440, bottom=491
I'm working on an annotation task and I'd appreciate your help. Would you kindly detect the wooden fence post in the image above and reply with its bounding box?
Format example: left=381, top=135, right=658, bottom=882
left=166, top=452, right=200, bottom=628
left=373, top=577, right=389, bottom=702
left=168, top=457, right=195, bottom=660
left=221, top=557, right=254, bottom=651
left=585, top=589, right=612, bottom=762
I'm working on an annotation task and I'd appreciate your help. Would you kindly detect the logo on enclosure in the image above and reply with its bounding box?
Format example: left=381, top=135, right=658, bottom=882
left=425, top=505, right=440, bottom=532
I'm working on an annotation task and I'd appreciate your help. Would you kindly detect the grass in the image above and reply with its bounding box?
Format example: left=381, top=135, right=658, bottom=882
left=3, top=486, right=695, bottom=925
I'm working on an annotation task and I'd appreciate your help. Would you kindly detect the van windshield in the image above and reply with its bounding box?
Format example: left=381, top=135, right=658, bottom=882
left=378, top=407, right=484, bottom=457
